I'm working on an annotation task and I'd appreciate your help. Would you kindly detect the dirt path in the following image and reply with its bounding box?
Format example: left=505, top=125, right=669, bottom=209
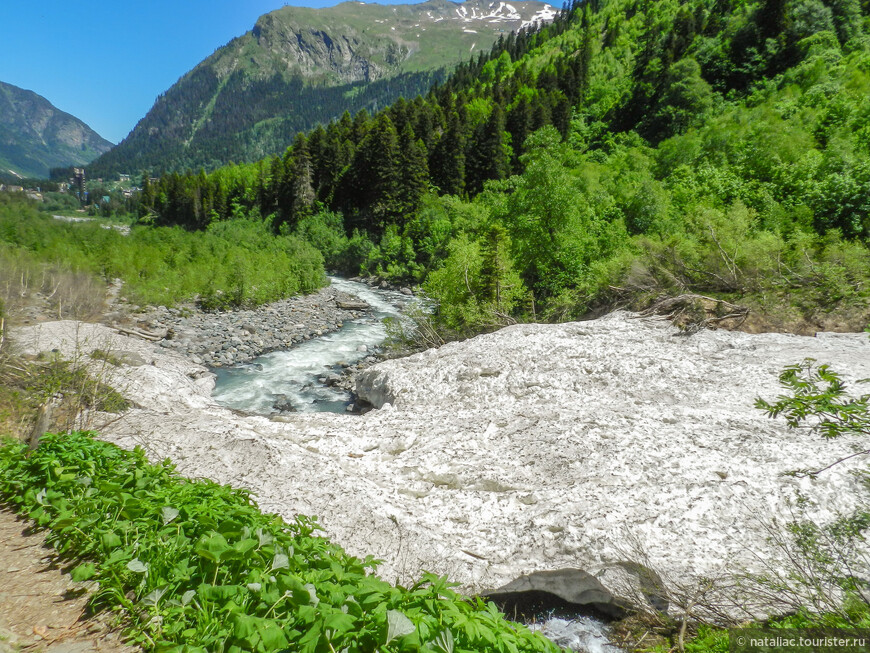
left=0, top=509, right=136, bottom=653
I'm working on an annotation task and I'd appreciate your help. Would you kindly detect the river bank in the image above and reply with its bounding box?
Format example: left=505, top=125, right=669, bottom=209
left=209, top=277, right=418, bottom=415
left=129, top=276, right=413, bottom=369
left=137, top=285, right=366, bottom=368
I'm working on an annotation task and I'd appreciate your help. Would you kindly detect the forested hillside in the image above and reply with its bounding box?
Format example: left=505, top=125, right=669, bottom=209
left=140, top=0, right=870, bottom=332
left=87, top=0, right=554, bottom=177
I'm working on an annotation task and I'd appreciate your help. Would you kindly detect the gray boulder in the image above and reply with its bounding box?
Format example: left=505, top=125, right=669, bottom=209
left=484, top=569, right=628, bottom=619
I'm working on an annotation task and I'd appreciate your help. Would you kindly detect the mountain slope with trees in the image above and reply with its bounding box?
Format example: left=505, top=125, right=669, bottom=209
left=88, top=0, right=555, bottom=177
left=139, top=0, right=870, bottom=332
left=0, top=81, right=112, bottom=179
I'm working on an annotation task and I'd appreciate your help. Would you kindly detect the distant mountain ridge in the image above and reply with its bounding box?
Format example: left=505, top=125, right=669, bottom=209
left=88, top=0, right=554, bottom=177
left=0, top=81, right=112, bottom=180
left=247, top=0, right=557, bottom=83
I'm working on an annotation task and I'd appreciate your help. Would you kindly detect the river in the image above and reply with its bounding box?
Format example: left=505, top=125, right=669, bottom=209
left=211, top=277, right=415, bottom=414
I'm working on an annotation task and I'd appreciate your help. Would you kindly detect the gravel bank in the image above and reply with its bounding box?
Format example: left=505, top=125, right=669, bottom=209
left=134, top=285, right=371, bottom=368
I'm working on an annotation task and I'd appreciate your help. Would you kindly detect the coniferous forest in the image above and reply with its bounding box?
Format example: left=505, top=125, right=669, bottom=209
left=87, top=69, right=447, bottom=178
left=135, top=0, right=870, bottom=333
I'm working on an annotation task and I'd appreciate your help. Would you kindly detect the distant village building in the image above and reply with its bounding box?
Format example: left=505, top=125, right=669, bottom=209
left=26, top=191, right=44, bottom=202
left=1, top=184, right=24, bottom=193
left=72, top=168, right=86, bottom=204
left=119, top=173, right=131, bottom=182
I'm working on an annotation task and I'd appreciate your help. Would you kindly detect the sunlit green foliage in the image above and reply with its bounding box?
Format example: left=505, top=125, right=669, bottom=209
left=135, top=0, right=870, bottom=331
left=0, top=431, right=561, bottom=653
left=0, top=194, right=324, bottom=309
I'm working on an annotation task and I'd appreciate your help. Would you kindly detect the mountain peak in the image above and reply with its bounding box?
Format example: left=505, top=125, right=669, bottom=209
left=89, top=0, right=554, bottom=176
left=0, top=81, right=112, bottom=179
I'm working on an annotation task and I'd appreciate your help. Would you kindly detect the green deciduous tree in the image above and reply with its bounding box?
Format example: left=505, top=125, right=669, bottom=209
left=756, top=359, right=870, bottom=477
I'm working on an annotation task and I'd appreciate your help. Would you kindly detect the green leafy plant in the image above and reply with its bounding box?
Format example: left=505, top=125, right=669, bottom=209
left=89, top=349, right=124, bottom=367
left=755, top=358, right=870, bottom=477
left=0, top=196, right=326, bottom=312
left=0, top=431, right=562, bottom=653
left=743, top=360, right=870, bottom=625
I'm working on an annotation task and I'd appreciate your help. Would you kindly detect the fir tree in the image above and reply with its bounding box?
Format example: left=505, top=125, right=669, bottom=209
left=398, top=124, right=430, bottom=221
left=429, top=111, right=466, bottom=196
left=466, top=104, right=511, bottom=195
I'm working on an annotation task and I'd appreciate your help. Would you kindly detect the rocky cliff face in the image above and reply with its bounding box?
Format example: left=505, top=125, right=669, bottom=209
left=88, top=0, right=555, bottom=176
left=13, top=312, right=870, bottom=619
left=248, top=0, right=557, bottom=84
left=0, top=81, right=112, bottom=179
left=250, top=16, right=403, bottom=84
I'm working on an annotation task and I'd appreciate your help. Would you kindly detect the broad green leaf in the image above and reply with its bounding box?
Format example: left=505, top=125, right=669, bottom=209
left=231, top=613, right=257, bottom=639
left=198, top=584, right=243, bottom=601
left=162, top=506, right=180, bottom=525
left=142, top=588, right=166, bottom=607
left=433, top=629, right=455, bottom=653
left=181, top=589, right=196, bottom=605
left=232, top=538, right=258, bottom=555
left=53, top=512, right=76, bottom=528
left=256, top=620, right=289, bottom=650
left=70, top=563, right=97, bottom=582
left=195, top=533, right=231, bottom=562
left=276, top=574, right=310, bottom=605
left=256, top=528, right=273, bottom=548
left=217, top=519, right=245, bottom=537
left=105, top=548, right=130, bottom=565
left=101, top=532, right=122, bottom=548
left=324, top=611, right=356, bottom=634
left=271, top=553, right=289, bottom=571
left=298, top=622, right=322, bottom=653
left=386, top=609, right=415, bottom=643
left=126, top=559, right=148, bottom=573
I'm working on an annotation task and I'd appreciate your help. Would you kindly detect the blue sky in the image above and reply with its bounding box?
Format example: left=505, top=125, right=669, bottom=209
left=1, top=0, right=421, bottom=144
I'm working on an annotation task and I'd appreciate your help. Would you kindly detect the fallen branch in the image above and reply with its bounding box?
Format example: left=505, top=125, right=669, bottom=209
left=114, top=326, right=167, bottom=342
left=637, top=293, right=749, bottom=333
left=791, top=447, right=870, bottom=478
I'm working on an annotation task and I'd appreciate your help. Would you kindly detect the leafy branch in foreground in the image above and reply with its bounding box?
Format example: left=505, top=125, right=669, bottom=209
left=755, top=359, right=870, bottom=477
left=0, top=431, right=560, bottom=653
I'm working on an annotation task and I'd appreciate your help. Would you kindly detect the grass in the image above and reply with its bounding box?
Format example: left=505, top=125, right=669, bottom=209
left=0, top=346, right=129, bottom=442
left=0, top=243, right=107, bottom=322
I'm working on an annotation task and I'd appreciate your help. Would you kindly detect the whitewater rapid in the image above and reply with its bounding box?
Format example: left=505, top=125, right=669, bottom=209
left=211, top=277, right=414, bottom=414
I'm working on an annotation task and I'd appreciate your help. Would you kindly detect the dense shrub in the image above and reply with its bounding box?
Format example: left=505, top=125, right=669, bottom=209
left=0, top=195, right=325, bottom=309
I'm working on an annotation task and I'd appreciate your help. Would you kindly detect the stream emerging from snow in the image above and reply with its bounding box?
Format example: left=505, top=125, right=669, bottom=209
left=210, top=278, right=622, bottom=651
left=211, top=277, right=414, bottom=414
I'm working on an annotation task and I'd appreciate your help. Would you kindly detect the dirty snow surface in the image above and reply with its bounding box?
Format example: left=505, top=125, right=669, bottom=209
left=14, top=313, right=870, bottom=608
